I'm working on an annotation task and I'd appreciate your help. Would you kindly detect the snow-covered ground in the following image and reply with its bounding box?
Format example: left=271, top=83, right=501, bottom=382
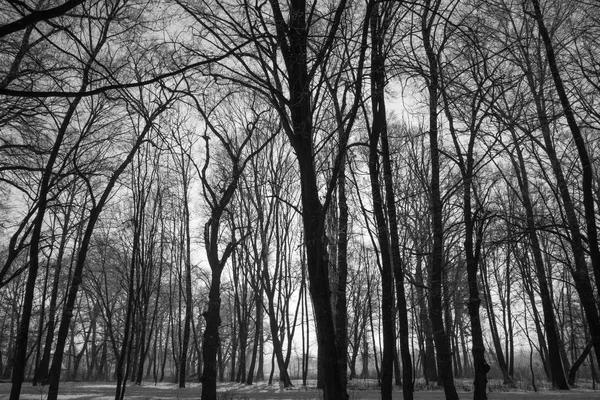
left=1, top=380, right=598, bottom=399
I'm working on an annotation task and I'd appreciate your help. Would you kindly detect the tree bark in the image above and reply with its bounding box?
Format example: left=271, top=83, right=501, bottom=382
left=530, top=0, right=600, bottom=369
left=266, top=1, right=370, bottom=397
left=421, top=1, right=458, bottom=397
left=371, top=3, right=414, bottom=394
left=367, top=6, right=396, bottom=399
left=201, top=269, right=222, bottom=400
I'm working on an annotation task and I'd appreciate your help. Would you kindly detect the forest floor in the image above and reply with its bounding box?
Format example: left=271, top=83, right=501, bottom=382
left=1, top=380, right=599, bottom=400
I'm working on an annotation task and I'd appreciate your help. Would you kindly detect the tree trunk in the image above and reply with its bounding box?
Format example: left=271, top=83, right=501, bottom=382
left=335, top=138, right=349, bottom=400
left=481, top=262, right=512, bottom=385
left=509, top=129, right=569, bottom=389
left=265, top=293, right=293, bottom=387
left=201, top=271, right=222, bottom=400
left=421, top=1, right=458, bottom=397
left=568, top=341, right=592, bottom=385
left=115, top=214, right=140, bottom=400
left=373, top=5, right=414, bottom=393
left=416, top=255, right=437, bottom=383
left=180, top=176, right=193, bottom=388
left=367, top=6, right=395, bottom=399
left=442, top=75, right=490, bottom=399
left=530, top=0, right=600, bottom=369
left=10, top=79, right=86, bottom=400
left=35, top=209, right=75, bottom=385
left=245, top=285, right=262, bottom=385
left=45, top=104, right=169, bottom=400
left=32, top=253, right=51, bottom=386
left=267, top=0, right=371, bottom=396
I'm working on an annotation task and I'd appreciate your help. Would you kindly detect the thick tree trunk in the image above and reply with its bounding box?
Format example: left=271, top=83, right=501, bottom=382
left=530, top=0, right=600, bottom=369
left=383, top=92, right=413, bottom=400
left=370, top=5, right=413, bottom=394
left=201, top=271, right=222, bottom=400
left=283, top=44, right=349, bottom=400
left=267, top=0, right=370, bottom=397
left=367, top=6, right=395, bottom=399
left=464, top=199, right=490, bottom=400
left=421, top=1, right=458, bottom=397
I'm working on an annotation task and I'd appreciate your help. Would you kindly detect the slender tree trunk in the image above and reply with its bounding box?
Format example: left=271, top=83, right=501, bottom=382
left=180, top=176, right=193, bottom=388
left=32, top=253, right=51, bottom=386
left=362, top=319, right=369, bottom=379
left=265, top=292, right=293, bottom=387
left=236, top=312, right=247, bottom=383
left=257, top=317, right=265, bottom=382
left=245, top=284, right=261, bottom=385
left=335, top=141, right=349, bottom=400
left=229, top=259, right=238, bottom=383
left=521, top=257, right=551, bottom=380
left=509, top=131, right=568, bottom=389
left=481, top=262, right=511, bottom=385
left=88, top=304, right=99, bottom=381
left=9, top=82, right=86, bottom=400
left=443, top=82, right=490, bottom=399
left=302, top=253, right=309, bottom=387
left=568, top=341, right=592, bottom=385
left=72, top=309, right=93, bottom=381
left=45, top=104, right=169, bottom=400
left=505, top=244, right=515, bottom=378
left=416, top=255, right=437, bottom=383
left=115, top=211, right=140, bottom=400
left=35, top=204, right=75, bottom=385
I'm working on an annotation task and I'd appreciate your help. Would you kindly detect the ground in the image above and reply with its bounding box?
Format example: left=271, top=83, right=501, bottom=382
left=1, top=380, right=598, bottom=399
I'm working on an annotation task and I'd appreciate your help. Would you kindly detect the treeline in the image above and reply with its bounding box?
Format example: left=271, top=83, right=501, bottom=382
left=1, top=1, right=600, bottom=400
